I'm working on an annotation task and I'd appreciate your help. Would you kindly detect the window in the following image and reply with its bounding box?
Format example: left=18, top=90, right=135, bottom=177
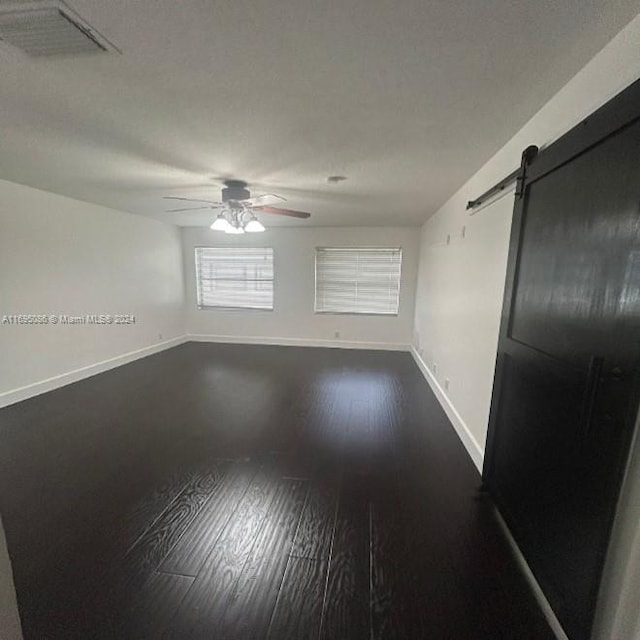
left=195, top=247, right=274, bottom=310
left=315, top=247, right=402, bottom=315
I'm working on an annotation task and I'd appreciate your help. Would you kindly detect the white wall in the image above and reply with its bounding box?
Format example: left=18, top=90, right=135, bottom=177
left=0, top=179, right=186, bottom=404
left=596, top=414, right=640, bottom=640
left=414, top=13, right=640, bottom=459
left=183, top=226, right=419, bottom=349
left=413, top=13, right=640, bottom=640
left=413, top=192, right=514, bottom=464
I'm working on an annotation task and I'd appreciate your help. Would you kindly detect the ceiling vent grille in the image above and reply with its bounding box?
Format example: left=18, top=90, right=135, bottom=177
left=0, top=5, right=114, bottom=56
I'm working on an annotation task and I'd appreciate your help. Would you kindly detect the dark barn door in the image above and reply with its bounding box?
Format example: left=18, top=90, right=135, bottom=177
left=484, top=81, right=640, bottom=640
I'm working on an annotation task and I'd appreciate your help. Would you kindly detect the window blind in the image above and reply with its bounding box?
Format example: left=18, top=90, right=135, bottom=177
left=195, top=247, right=274, bottom=310
left=315, top=247, right=402, bottom=315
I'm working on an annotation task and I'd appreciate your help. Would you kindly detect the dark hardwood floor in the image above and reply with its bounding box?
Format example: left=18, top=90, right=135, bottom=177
left=0, top=342, right=555, bottom=639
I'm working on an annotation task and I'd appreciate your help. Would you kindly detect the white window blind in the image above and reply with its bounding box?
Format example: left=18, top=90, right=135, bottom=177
left=315, top=247, right=402, bottom=315
left=195, top=247, right=274, bottom=310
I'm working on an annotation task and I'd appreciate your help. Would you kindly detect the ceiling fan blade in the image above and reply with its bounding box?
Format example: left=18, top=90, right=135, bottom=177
left=251, top=205, right=311, bottom=219
left=166, top=206, right=215, bottom=212
left=244, top=193, right=287, bottom=206
left=163, top=196, right=223, bottom=205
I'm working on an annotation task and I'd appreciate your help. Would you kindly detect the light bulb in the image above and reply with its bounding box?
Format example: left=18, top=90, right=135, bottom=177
left=245, top=219, right=266, bottom=233
left=210, top=215, right=231, bottom=232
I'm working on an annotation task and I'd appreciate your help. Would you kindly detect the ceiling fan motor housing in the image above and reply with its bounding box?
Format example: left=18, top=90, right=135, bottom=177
left=222, top=180, right=250, bottom=203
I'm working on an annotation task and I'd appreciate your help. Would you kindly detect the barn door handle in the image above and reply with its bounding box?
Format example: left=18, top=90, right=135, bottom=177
left=581, top=356, right=604, bottom=438
left=610, top=366, right=624, bottom=381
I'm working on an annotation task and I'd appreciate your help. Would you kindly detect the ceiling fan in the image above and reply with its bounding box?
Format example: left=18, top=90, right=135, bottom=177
left=164, top=179, right=311, bottom=234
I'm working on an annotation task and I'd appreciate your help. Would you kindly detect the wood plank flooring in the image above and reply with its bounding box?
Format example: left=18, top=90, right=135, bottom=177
left=0, top=342, right=555, bottom=639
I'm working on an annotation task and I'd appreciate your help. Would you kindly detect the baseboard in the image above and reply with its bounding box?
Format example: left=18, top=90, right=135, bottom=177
left=493, top=509, right=569, bottom=640
left=0, top=335, right=189, bottom=409
left=410, top=347, right=484, bottom=472
left=188, top=334, right=410, bottom=352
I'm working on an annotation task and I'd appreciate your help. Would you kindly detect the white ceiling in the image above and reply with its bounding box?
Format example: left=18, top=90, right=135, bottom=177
left=1, top=0, right=638, bottom=227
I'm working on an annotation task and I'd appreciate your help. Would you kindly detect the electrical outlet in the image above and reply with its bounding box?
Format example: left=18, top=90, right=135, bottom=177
left=158, top=333, right=163, bottom=341
left=446, top=234, right=451, bottom=245
left=444, top=378, right=450, bottom=391
left=334, top=331, right=340, bottom=339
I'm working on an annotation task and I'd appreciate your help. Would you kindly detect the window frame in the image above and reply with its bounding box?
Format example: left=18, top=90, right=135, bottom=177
left=314, top=246, right=403, bottom=316
left=194, top=246, right=275, bottom=312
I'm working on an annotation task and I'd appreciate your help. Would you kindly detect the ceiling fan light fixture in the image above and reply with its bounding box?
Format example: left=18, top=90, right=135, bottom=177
left=210, top=214, right=231, bottom=231
left=164, top=180, right=310, bottom=230
left=245, top=218, right=266, bottom=233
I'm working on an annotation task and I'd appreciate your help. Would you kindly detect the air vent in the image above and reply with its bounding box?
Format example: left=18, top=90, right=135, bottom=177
left=0, top=5, right=113, bottom=56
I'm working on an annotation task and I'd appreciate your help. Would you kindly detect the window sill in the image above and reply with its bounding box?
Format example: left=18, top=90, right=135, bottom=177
left=314, top=310, right=398, bottom=317
left=197, top=306, right=274, bottom=312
